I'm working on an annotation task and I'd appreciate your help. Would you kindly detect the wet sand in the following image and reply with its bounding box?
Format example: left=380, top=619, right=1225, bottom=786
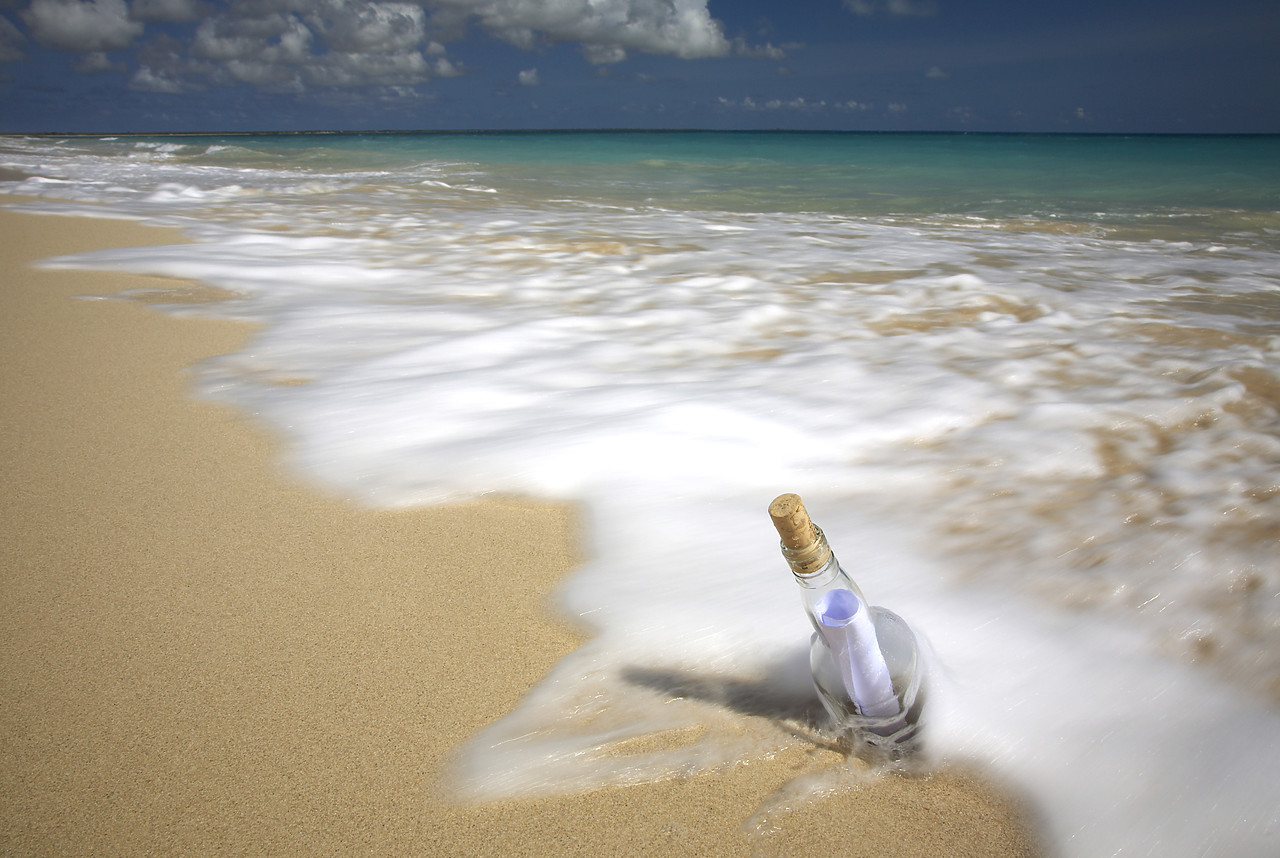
left=0, top=202, right=1043, bottom=855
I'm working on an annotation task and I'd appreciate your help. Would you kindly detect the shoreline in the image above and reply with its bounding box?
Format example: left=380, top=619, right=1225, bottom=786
left=0, top=201, right=1043, bottom=855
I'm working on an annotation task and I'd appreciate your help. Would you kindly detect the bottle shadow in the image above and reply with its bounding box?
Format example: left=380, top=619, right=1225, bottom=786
left=619, top=649, right=847, bottom=753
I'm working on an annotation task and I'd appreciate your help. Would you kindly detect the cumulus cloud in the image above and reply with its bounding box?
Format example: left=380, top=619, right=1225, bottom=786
left=305, top=49, right=430, bottom=87
left=517, top=66, right=538, bottom=86
left=0, top=15, right=26, bottom=62
left=28, top=0, right=751, bottom=93
left=131, top=56, right=186, bottom=92
left=191, top=12, right=312, bottom=65
left=21, top=0, right=143, bottom=53
left=308, top=0, right=426, bottom=54
left=443, top=0, right=731, bottom=64
left=130, top=64, right=187, bottom=93
left=134, top=1, right=456, bottom=92
left=132, top=31, right=212, bottom=90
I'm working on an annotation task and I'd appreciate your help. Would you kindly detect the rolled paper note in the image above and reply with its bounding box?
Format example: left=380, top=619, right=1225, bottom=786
left=815, top=589, right=900, bottom=718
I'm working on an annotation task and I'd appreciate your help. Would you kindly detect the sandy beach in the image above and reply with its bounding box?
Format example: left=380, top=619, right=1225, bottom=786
left=0, top=201, right=1043, bottom=856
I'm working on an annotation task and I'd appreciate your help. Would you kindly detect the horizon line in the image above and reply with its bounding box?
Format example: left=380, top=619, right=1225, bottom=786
left=4, top=128, right=1278, bottom=139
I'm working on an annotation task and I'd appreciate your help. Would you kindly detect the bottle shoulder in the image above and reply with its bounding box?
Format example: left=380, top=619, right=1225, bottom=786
left=794, top=554, right=865, bottom=602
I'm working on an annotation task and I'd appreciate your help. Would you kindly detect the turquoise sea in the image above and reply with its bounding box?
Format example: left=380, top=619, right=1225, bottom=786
left=86, top=129, right=1280, bottom=216
left=3, top=131, right=1279, bottom=856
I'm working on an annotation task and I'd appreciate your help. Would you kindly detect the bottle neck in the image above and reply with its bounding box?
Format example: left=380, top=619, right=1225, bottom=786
left=789, top=540, right=866, bottom=611
left=779, top=524, right=834, bottom=577
left=790, top=547, right=841, bottom=589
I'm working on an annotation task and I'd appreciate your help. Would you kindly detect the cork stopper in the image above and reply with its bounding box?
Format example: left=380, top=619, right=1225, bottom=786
left=769, top=493, right=832, bottom=576
left=769, top=493, right=815, bottom=549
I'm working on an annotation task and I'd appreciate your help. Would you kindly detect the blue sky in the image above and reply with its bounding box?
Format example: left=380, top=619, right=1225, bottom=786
left=1, top=0, right=1277, bottom=133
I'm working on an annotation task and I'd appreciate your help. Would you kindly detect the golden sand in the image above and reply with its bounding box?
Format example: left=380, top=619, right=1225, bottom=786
left=0, top=202, right=1042, bottom=855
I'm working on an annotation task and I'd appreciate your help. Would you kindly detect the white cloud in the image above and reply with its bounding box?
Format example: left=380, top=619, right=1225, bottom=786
left=307, top=0, right=425, bottom=54
left=73, top=50, right=125, bottom=72
left=844, top=0, right=937, bottom=17
left=0, top=15, right=26, bottom=62
left=131, top=32, right=214, bottom=91
left=718, top=95, right=826, bottom=111
left=517, top=66, right=538, bottom=86
left=191, top=13, right=311, bottom=64
left=130, top=65, right=186, bottom=92
left=131, top=0, right=209, bottom=23
left=304, top=49, right=430, bottom=87
left=733, top=38, right=784, bottom=60
left=926, top=65, right=947, bottom=79
left=888, top=102, right=908, bottom=112
left=441, top=0, right=731, bottom=64
left=583, top=42, right=625, bottom=64
left=169, top=2, right=448, bottom=91
left=22, top=0, right=143, bottom=53
left=225, top=57, right=305, bottom=90
left=772, top=96, right=824, bottom=109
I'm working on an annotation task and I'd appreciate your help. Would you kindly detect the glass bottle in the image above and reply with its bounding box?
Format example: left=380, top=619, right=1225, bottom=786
left=769, top=493, right=925, bottom=752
